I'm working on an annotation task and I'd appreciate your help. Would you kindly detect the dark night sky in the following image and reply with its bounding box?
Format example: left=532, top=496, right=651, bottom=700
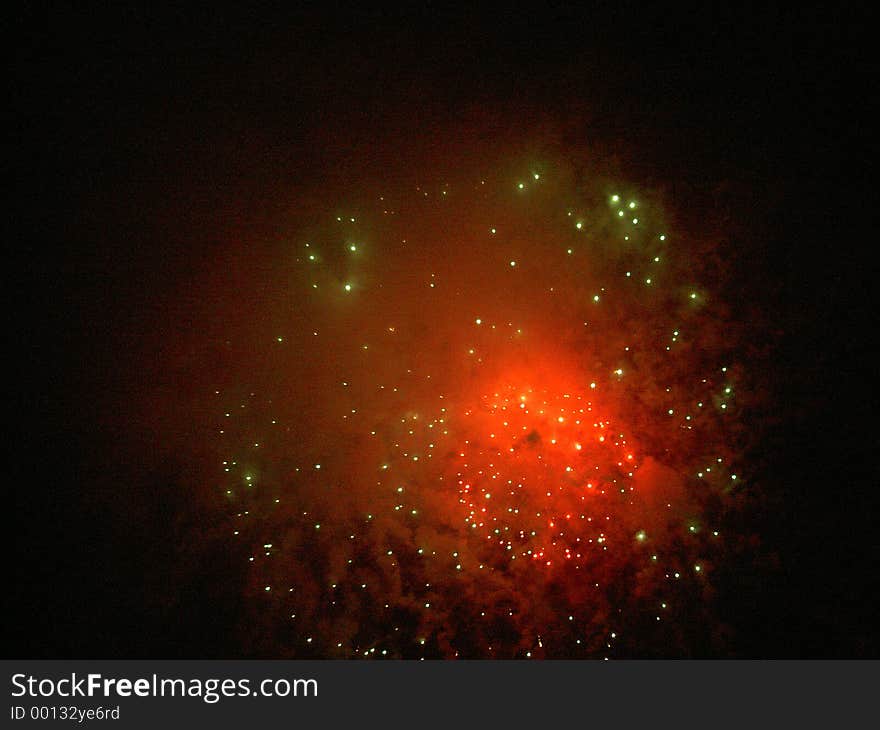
left=8, top=4, right=876, bottom=657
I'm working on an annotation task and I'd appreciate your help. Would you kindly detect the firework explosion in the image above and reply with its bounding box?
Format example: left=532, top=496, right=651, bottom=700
left=184, top=154, right=748, bottom=659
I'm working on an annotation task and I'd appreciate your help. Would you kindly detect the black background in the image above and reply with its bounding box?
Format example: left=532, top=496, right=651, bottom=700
left=8, top=4, right=876, bottom=657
